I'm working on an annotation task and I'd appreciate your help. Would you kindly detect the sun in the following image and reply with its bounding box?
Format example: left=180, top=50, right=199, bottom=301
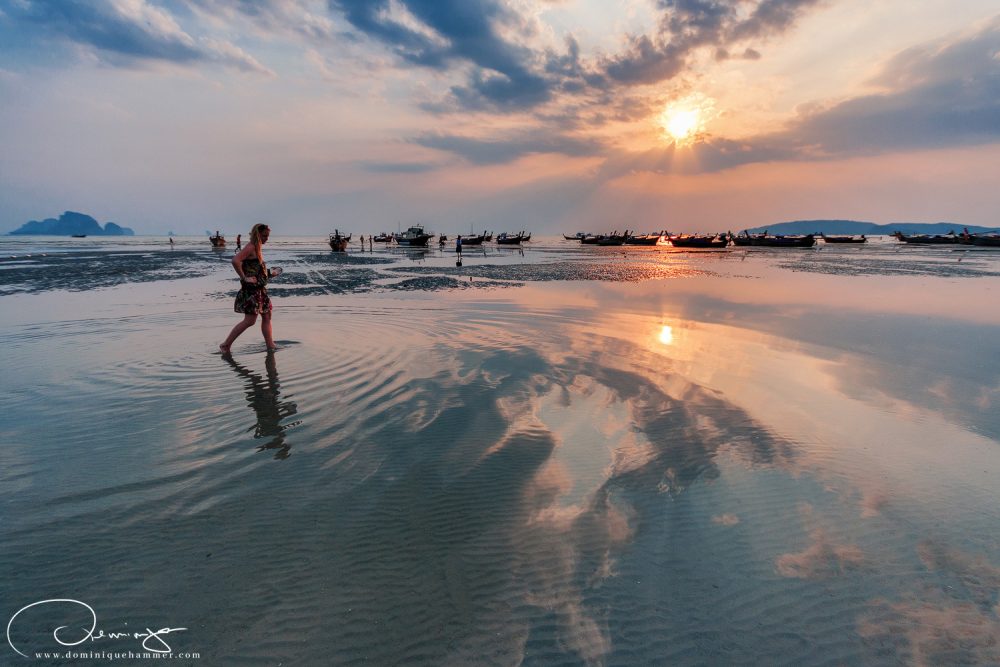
left=657, top=95, right=714, bottom=146
left=664, top=109, right=699, bottom=142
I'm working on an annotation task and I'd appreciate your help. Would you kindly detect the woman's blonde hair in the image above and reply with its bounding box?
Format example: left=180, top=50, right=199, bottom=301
left=249, top=223, right=270, bottom=268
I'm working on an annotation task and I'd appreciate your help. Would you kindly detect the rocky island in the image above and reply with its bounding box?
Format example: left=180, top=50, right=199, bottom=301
left=8, top=211, right=135, bottom=236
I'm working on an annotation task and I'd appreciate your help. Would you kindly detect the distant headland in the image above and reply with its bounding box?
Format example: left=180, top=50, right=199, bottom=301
left=745, top=219, right=998, bottom=235
left=7, top=211, right=135, bottom=236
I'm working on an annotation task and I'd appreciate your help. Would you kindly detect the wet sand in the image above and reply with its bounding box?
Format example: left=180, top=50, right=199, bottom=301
left=2, top=236, right=999, bottom=665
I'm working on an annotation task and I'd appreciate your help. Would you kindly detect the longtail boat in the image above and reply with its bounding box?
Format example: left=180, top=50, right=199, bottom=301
left=730, top=231, right=815, bottom=247
left=892, top=231, right=959, bottom=244
left=669, top=234, right=728, bottom=248
left=329, top=230, right=348, bottom=251
left=821, top=234, right=867, bottom=244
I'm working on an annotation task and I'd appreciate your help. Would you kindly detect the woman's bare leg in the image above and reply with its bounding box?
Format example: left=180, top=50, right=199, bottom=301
left=220, top=313, right=258, bottom=353
left=261, top=311, right=275, bottom=351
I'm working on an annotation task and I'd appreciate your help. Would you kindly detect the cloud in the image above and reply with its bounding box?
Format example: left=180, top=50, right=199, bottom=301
left=602, top=17, right=1000, bottom=176
left=597, top=0, right=821, bottom=86
left=327, top=0, right=825, bottom=112
left=186, top=0, right=338, bottom=41
left=412, top=130, right=605, bottom=164
left=2, top=0, right=271, bottom=74
left=357, top=160, right=440, bottom=173
left=329, top=0, right=551, bottom=108
left=791, top=17, right=1000, bottom=154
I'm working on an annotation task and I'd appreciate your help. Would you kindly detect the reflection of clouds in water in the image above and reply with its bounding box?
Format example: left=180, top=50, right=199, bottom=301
left=776, top=529, right=864, bottom=579
left=489, top=349, right=797, bottom=663
left=312, top=323, right=799, bottom=664
left=712, top=513, right=740, bottom=526
left=776, top=503, right=864, bottom=579
left=917, top=541, right=1000, bottom=608
left=859, top=542, right=1000, bottom=664
left=859, top=488, right=889, bottom=518
left=860, top=596, right=1000, bottom=666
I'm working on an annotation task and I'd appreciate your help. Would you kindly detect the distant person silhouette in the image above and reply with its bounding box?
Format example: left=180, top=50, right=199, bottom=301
left=236, top=233, right=242, bottom=249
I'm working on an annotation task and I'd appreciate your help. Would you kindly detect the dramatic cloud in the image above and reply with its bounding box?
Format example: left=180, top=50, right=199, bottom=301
left=325, top=0, right=825, bottom=111
left=602, top=17, right=1000, bottom=176
left=792, top=17, right=1000, bottom=153
left=598, top=0, right=822, bottom=86
left=0, top=0, right=272, bottom=74
left=331, top=0, right=550, bottom=108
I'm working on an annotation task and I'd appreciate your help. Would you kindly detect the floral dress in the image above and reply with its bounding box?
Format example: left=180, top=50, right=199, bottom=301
left=234, top=257, right=272, bottom=315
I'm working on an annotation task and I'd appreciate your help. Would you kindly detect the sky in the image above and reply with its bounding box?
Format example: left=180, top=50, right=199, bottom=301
left=0, top=0, right=998, bottom=235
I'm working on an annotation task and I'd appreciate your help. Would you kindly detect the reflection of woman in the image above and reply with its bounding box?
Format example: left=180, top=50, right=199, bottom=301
left=225, top=352, right=299, bottom=459
left=220, top=223, right=275, bottom=354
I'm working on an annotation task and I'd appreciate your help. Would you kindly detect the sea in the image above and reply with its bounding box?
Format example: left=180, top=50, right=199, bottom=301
left=2, top=234, right=999, bottom=665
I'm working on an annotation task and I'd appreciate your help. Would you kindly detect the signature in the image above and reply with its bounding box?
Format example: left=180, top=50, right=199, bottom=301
left=7, top=599, right=187, bottom=658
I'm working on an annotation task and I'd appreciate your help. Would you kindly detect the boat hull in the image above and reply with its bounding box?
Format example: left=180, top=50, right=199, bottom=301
left=669, top=235, right=727, bottom=248
left=731, top=234, right=816, bottom=247
left=625, top=235, right=661, bottom=245
left=396, top=236, right=432, bottom=247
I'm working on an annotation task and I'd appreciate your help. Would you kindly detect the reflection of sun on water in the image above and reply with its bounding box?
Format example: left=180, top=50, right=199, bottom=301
left=658, top=325, right=674, bottom=345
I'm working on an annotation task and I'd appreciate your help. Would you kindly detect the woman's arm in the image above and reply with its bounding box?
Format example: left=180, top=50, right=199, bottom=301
left=231, top=244, right=255, bottom=282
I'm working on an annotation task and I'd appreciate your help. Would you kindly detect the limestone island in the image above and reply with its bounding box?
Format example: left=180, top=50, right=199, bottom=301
left=8, top=211, right=135, bottom=236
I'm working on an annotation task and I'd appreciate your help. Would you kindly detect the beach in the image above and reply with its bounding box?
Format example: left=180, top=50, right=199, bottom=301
left=2, top=236, right=1000, bottom=665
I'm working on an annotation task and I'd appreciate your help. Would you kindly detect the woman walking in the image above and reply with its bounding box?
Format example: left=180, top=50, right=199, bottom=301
left=220, top=223, right=276, bottom=354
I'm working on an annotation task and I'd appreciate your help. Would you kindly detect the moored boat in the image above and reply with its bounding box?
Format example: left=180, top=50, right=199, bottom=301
left=496, top=231, right=527, bottom=245
left=374, top=233, right=394, bottom=243
left=821, top=233, right=867, bottom=243
left=668, top=233, right=727, bottom=248
left=209, top=234, right=226, bottom=248
left=892, top=231, right=959, bottom=244
left=329, top=229, right=349, bottom=251
left=960, top=228, right=1000, bottom=246
left=394, top=224, right=433, bottom=247
left=625, top=232, right=662, bottom=245
left=730, top=231, right=815, bottom=247
left=597, top=230, right=630, bottom=246
left=563, top=232, right=587, bottom=240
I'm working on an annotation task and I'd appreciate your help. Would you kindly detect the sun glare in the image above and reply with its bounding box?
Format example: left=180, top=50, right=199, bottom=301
left=665, top=109, right=699, bottom=141
left=657, top=95, right=714, bottom=146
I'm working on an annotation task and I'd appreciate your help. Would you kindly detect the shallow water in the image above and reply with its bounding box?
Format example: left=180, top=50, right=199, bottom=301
left=2, top=236, right=1000, bottom=665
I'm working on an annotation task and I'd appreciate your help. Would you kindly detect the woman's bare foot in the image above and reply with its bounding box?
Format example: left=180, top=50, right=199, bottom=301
left=219, top=343, right=232, bottom=355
